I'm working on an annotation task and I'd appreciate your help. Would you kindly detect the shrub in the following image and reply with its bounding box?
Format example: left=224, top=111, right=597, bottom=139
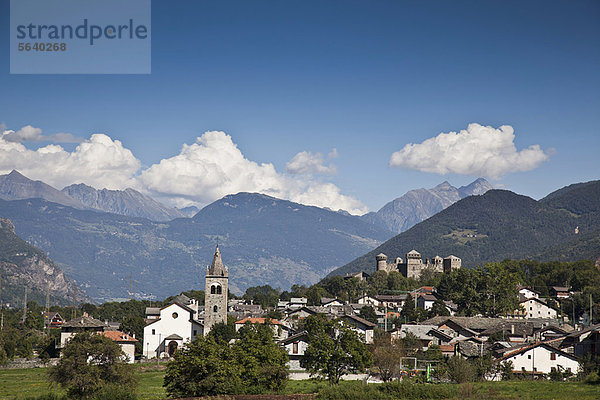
left=584, top=371, right=600, bottom=385
left=446, top=356, right=475, bottom=383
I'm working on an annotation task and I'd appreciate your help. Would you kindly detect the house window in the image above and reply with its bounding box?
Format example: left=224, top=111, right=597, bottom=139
left=528, top=355, right=531, bottom=359
left=193, top=330, right=197, bottom=336
left=213, top=305, right=218, bottom=312
left=172, top=312, right=178, bottom=319
left=521, top=367, right=525, bottom=371
left=550, top=353, right=556, bottom=360
left=152, top=329, right=155, bottom=335
left=293, top=342, right=298, bottom=354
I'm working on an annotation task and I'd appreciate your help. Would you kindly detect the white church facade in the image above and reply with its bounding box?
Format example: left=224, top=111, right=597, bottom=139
left=142, top=246, right=228, bottom=359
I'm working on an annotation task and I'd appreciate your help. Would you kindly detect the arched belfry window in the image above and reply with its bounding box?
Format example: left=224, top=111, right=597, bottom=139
left=211, top=285, right=216, bottom=294
left=213, top=305, right=218, bottom=313
left=216, top=285, right=222, bottom=295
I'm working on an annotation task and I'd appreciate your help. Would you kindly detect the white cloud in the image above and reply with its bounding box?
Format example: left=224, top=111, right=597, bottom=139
left=139, top=132, right=367, bottom=214
left=0, top=125, right=367, bottom=214
left=389, top=123, right=550, bottom=179
left=0, top=130, right=140, bottom=190
left=2, top=125, right=83, bottom=143
left=286, top=149, right=338, bottom=175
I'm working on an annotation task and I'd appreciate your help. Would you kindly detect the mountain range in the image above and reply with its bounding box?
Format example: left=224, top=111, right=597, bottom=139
left=62, top=183, right=186, bottom=221
left=0, top=217, right=84, bottom=307
left=0, top=191, right=393, bottom=301
left=0, top=170, right=187, bottom=222
left=360, top=178, right=493, bottom=233
left=330, top=180, right=600, bottom=278
left=0, top=169, right=597, bottom=303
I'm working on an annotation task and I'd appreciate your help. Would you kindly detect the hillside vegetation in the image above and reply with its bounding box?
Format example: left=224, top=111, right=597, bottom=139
left=331, top=181, right=600, bottom=277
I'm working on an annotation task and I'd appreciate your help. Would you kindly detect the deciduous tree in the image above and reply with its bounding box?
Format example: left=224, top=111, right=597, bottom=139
left=48, top=331, right=136, bottom=399
left=301, top=315, right=372, bottom=385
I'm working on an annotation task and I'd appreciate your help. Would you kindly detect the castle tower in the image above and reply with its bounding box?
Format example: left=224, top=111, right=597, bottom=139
left=405, top=250, right=422, bottom=280
left=204, top=245, right=228, bottom=335
left=443, top=255, right=461, bottom=273
left=376, top=253, right=389, bottom=272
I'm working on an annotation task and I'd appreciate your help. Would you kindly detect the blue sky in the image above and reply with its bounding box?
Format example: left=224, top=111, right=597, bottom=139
left=1, top=0, right=599, bottom=213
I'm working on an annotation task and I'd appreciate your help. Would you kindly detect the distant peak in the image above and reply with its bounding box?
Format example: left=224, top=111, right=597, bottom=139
left=8, top=169, right=24, bottom=176
left=433, top=181, right=454, bottom=190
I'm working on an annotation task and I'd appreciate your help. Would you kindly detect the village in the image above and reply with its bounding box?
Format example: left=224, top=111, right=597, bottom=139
left=38, top=246, right=600, bottom=384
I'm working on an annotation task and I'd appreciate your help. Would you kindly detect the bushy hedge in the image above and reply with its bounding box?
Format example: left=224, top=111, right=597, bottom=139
left=317, top=381, right=457, bottom=400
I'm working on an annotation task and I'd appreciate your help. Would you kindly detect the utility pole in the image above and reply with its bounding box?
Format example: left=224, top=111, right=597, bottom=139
left=71, top=286, right=77, bottom=320
left=129, top=272, right=133, bottom=301
left=21, top=286, right=28, bottom=323
left=590, top=293, right=593, bottom=326
left=0, top=270, right=3, bottom=331
left=46, top=282, right=50, bottom=313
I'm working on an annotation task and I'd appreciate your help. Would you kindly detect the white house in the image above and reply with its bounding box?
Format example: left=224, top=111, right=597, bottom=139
left=342, top=314, right=375, bottom=344
left=101, top=331, right=137, bottom=363
left=59, top=313, right=107, bottom=348
left=518, top=287, right=539, bottom=300
left=417, top=294, right=437, bottom=310
left=521, top=298, right=558, bottom=319
left=235, top=317, right=293, bottom=340
left=357, top=295, right=380, bottom=307
left=279, top=331, right=309, bottom=370
left=497, top=343, right=579, bottom=375
left=143, top=302, right=203, bottom=359
left=321, top=298, right=344, bottom=308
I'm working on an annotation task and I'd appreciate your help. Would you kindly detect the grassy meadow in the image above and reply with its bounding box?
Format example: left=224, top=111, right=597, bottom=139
left=0, top=366, right=599, bottom=399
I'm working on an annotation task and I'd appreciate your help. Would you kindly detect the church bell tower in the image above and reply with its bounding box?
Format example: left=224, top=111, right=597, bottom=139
left=204, top=245, right=228, bottom=335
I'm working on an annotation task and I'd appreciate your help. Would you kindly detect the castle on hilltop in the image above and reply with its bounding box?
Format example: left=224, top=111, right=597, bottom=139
left=375, top=250, right=461, bottom=280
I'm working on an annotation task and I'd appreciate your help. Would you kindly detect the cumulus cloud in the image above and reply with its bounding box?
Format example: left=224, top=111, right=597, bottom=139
left=0, top=124, right=367, bottom=214
left=139, top=132, right=367, bottom=214
left=389, top=123, right=550, bottom=179
left=2, top=125, right=83, bottom=143
left=0, top=130, right=140, bottom=190
left=286, top=148, right=338, bottom=175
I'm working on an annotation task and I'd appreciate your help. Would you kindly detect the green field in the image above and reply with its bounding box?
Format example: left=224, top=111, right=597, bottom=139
left=0, top=367, right=599, bottom=400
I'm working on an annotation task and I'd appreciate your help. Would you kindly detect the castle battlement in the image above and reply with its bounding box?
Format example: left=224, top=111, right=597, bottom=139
left=376, top=250, right=461, bottom=279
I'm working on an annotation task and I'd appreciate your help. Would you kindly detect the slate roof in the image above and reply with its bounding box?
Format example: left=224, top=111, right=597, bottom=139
left=145, top=307, right=161, bottom=316
left=61, top=315, right=107, bottom=329
left=343, top=314, right=376, bottom=328
left=235, top=317, right=283, bottom=326
left=279, top=330, right=308, bottom=345
left=398, top=324, right=439, bottom=341
left=423, top=316, right=549, bottom=333
left=497, top=341, right=579, bottom=362
left=164, top=334, right=183, bottom=340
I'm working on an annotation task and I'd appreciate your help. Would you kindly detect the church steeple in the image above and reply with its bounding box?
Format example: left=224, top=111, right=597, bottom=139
left=204, top=245, right=228, bottom=335
left=207, top=245, right=228, bottom=277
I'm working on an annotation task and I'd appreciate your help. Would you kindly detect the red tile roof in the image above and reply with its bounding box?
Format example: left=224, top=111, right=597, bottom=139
left=235, top=317, right=282, bottom=325
left=100, top=330, right=137, bottom=342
